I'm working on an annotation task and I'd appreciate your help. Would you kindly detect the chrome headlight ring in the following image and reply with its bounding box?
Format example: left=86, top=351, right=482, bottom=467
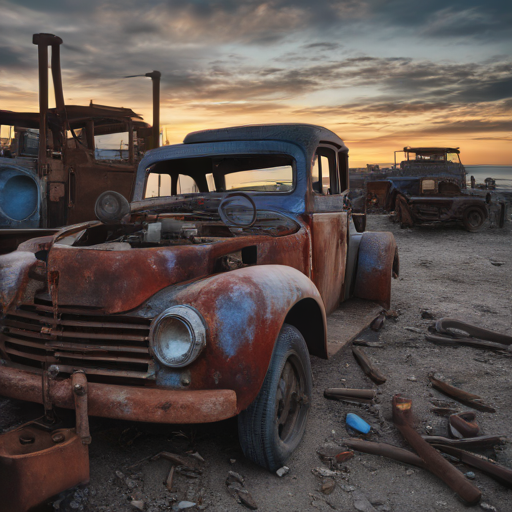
left=149, top=305, right=207, bottom=368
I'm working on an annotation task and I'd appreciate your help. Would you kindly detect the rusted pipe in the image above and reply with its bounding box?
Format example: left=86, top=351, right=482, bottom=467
left=342, top=438, right=426, bottom=469
left=422, top=435, right=507, bottom=449
left=352, top=346, right=387, bottom=384
left=428, top=374, right=496, bottom=413
left=145, top=70, right=161, bottom=148
left=72, top=371, right=91, bottom=444
left=324, top=388, right=376, bottom=404
left=431, top=444, right=512, bottom=489
left=50, top=39, right=65, bottom=112
left=33, top=34, right=50, bottom=169
left=392, top=395, right=481, bottom=505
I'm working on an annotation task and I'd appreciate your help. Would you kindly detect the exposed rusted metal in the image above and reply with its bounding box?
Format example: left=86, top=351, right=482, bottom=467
left=422, top=435, right=507, bottom=449
left=449, top=412, right=479, bottom=438
left=0, top=424, right=89, bottom=512
left=324, top=388, right=376, bottom=402
left=392, top=395, right=481, bottom=505
left=0, top=33, right=157, bottom=251
left=353, top=231, right=398, bottom=309
left=342, top=438, right=426, bottom=469
left=431, top=445, right=512, bottom=489
left=428, top=374, right=496, bottom=413
left=0, top=363, right=238, bottom=423
left=146, top=71, right=161, bottom=149
left=72, top=371, right=92, bottom=444
left=0, top=124, right=397, bottom=443
left=352, top=346, right=387, bottom=384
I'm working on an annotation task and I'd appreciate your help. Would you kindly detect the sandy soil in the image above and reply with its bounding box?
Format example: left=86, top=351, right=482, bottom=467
left=1, top=215, right=511, bottom=512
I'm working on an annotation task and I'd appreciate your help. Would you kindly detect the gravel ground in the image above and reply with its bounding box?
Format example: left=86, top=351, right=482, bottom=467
left=1, top=215, right=511, bottom=512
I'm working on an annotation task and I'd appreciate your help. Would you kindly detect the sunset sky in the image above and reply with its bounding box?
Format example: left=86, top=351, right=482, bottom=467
left=0, top=0, right=510, bottom=166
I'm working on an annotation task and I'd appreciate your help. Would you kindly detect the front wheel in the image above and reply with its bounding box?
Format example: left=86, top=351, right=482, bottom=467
left=238, top=324, right=312, bottom=471
left=462, top=207, right=486, bottom=232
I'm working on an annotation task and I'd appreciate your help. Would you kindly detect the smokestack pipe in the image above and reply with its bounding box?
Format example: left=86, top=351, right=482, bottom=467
left=33, top=33, right=64, bottom=168
left=51, top=42, right=65, bottom=111
left=145, top=71, right=161, bottom=148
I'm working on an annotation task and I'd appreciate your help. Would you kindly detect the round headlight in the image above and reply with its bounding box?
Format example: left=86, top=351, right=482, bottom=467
left=149, top=305, right=206, bottom=368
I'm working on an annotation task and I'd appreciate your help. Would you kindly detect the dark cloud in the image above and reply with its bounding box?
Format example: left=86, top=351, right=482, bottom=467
left=0, top=45, right=26, bottom=68
left=302, top=42, right=341, bottom=51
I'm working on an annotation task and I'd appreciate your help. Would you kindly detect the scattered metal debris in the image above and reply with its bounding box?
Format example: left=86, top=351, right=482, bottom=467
left=352, top=347, right=387, bottom=384
left=426, top=318, right=512, bottom=352
left=321, top=477, right=336, bottom=495
left=353, top=340, right=386, bottom=349
left=312, top=467, right=338, bottom=478
left=422, top=435, right=507, bottom=449
left=370, top=313, right=386, bottom=331
left=431, top=445, right=512, bottom=488
left=428, top=374, right=496, bottom=413
left=431, top=407, right=459, bottom=416
left=336, top=451, right=354, bottom=463
left=225, top=470, right=257, bottom=509
left=449, top=412, right=480, bottom=438
left=392, top=395, right=481, bottom=505
left=166, top=465, right=175, bottom=492
left=324, top=388, right=376, bottom=404
left=342, top=439, right=424, bottom=468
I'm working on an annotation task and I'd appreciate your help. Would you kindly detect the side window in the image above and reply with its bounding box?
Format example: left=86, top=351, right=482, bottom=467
left=145, top=173, right=171, bottom=198
left=320, top=156, right=330, bottom=195
left=312, top=147, right=337, bottom=195
left=338, top=151, right=348, bottom=192
left=312, top=155, right=321, bottom=193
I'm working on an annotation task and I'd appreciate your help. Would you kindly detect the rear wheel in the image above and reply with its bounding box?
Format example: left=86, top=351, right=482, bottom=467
left=463, top=207, right=485, bottom=232
left=238, top=324, right=312, bottom=471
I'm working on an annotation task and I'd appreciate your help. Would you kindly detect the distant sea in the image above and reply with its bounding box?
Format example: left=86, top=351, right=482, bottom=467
left=465, top=165, right=512, bottom=191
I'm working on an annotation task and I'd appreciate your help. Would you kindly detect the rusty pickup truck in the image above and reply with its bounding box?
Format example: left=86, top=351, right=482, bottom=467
left=0, top=124, right=398, bottom=471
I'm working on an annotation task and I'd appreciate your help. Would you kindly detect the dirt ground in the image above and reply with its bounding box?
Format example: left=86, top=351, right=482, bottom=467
left=1, top=214, right=511, bottom=512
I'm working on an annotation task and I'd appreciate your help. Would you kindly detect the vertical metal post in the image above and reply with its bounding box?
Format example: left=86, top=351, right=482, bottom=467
left=128, top=120, right=134, bottom=164
left=33, top=35, right=49, bottom=171
left=145, top=71, right=161, bottom=149
left=51, top=42, right=65, bottom=112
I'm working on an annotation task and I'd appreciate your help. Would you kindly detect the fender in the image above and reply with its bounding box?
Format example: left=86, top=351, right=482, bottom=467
left=138, top=264, right=327, bottom=412
left=353, top=232, right=398, bottom=310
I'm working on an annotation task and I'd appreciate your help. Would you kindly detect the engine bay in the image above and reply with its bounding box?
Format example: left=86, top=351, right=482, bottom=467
left=61, top=211, right=300, bottom=249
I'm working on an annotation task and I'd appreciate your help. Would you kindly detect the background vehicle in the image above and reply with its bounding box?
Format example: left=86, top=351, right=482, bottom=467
left=0, top=124, right=398, bottom=471
left=0, top=33, right=159, bottom=254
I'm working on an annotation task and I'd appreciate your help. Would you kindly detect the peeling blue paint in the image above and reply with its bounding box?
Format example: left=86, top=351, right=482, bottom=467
left=156, top=368, right=183, bottom=388
left=215, top=283, right=257, bottom=358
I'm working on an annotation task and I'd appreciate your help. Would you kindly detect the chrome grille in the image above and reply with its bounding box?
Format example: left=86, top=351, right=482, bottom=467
left=0, top=301, right=155, bottom=383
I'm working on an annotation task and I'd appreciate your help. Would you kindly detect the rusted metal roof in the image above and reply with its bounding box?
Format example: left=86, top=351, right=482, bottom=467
left=0, top=104, right=147, bottom=131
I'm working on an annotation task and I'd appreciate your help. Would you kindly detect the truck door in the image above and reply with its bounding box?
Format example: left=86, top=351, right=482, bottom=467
left=309, top=145, right=348, bottom=315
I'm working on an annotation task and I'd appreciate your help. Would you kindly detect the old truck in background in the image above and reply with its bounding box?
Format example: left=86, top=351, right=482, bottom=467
left=350, top=147, right=507, bottom=231
left=0, top=124, right=398, bottom=479
left=0, top=33, right=160, bottom=254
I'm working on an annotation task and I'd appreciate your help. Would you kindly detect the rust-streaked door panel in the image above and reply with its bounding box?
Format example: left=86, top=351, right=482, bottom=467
left=309, top=212, right=347, bottom=314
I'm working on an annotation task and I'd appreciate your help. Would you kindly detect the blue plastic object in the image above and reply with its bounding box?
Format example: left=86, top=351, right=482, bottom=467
left=346, top=413, right=371, bottom=434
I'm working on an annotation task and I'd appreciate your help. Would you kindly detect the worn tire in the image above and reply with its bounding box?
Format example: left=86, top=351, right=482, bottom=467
left=238, top=324, right=312, bottom=471
left=462, top=207, right=486, bottom=232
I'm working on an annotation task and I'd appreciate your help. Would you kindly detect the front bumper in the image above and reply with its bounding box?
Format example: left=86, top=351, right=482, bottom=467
left=0, top=363, right=238, bottom=424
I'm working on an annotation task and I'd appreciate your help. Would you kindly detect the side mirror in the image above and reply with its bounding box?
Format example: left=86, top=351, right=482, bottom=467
left=94, top=191, right=130, bottom=224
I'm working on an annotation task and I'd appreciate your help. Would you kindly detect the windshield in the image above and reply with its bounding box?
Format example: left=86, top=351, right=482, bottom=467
left=144, top=154, right=294, bottom=198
